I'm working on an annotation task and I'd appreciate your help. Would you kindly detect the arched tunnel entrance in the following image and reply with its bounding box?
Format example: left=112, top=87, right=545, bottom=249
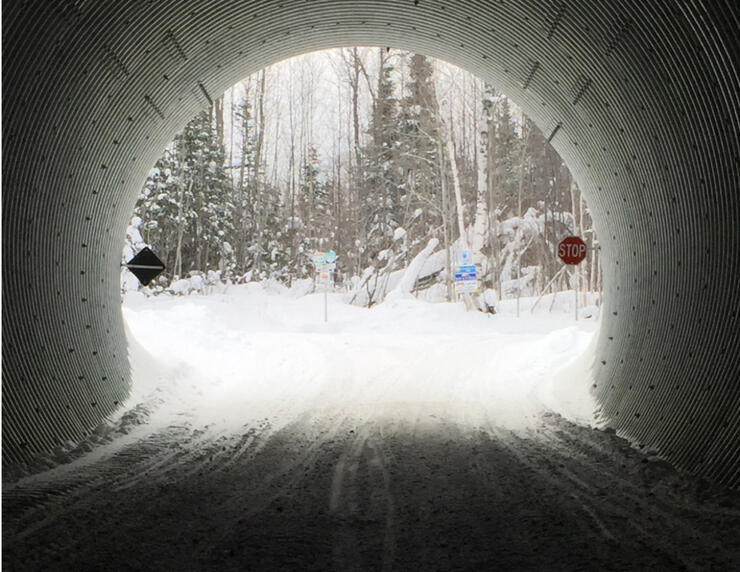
left=114, top=46, right=604, bottom=435
left=3, top=0, right=739, bottom=568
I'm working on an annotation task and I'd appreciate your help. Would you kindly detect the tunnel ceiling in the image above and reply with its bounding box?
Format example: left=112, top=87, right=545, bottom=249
left=3, top=0, right=739, bottom=487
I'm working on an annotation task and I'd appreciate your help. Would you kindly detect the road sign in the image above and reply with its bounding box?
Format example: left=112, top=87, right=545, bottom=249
left=123, top=247, right=165, bottom=286
left=454, top=265, right=477, bottom=277
left=454, top=264, right=478, bottom=294
left=313, top=250, right=337, bottom=269
left=558, top=236, right=587, bottom=265
left=459, top=249, right=472, bottom=265
left=312, top=251, right=326, bottom=266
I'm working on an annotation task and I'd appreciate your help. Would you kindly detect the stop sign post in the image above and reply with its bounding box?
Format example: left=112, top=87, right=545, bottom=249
left=558, top=236, right=588, bottom=320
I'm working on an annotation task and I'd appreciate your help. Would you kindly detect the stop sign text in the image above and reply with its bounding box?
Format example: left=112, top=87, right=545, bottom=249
left=558, top=236, right=588, bottom=265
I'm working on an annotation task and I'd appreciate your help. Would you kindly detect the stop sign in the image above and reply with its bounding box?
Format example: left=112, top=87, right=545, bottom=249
left=558, top=236, right=588, bottom=265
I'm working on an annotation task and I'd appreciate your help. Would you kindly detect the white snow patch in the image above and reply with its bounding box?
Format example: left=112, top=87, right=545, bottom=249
left=122, top=282, right=599, bottom=432
left=386, top=237, right=438, bottom=301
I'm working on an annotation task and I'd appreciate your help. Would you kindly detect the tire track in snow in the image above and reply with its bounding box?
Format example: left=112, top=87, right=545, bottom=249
left=328, top=421, right=398, bottom=572
left=485, top=413, right=736, bottom=571
left=482, top=418, right=668, bottom=562
left=329, top=428, right=368, bottom=571
left=534, top=416, right=740, bottom=570
left=3, top=408, right=738, bottom=571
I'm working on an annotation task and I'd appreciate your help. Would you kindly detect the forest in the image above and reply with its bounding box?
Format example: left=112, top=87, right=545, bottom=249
left=124, top=48, right=600, bottom=307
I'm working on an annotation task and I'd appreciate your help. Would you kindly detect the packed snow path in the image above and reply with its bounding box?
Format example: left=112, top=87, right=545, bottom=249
left=3, top=286, right=738, bottom=570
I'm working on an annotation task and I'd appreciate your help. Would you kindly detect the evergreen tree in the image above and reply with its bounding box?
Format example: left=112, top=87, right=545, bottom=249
left=132, top=150, right=184, bottom=276
left=174, top=108, right=234, bottom=275
left=493, top=98, right=519, bottom=215
left=126, top=50, right=598, bottom=302
left=233, top=91, right=257, bottom=273
left=362, top=49, right=402, bottom=260
left=298, top=145, right=331, bottom=246
left=398, top=53, right=443, bottom=256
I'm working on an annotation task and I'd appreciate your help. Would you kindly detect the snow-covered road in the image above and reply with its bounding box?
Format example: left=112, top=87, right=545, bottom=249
left=121, top=283, right=599, bottom=431
left=3, top=285, right=738, bottom=570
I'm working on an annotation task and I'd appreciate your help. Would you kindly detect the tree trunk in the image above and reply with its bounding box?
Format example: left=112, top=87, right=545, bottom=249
left=214, top=96, right=224, bottom=150
left=438, top=138, right=453, bottom=301
left=351, top=48, right=362, bottom=177
left=485, top=92, right=500, bottom=297
left=288, top=70, right=297, bottom=285
left=517, top=122, right=530, bottom=217
left=174, top=179, right=192, bottom=279
left=440, top=106, right=474, bottom=310
left=439, top=114, right=468, bottom=251
left=251, top=70, right=267, bottom=271
left=237, top=80, right=251, bottom=271
left=579, top=192, right=587, bottom=304
left=471, top=99, right=488, bottom=307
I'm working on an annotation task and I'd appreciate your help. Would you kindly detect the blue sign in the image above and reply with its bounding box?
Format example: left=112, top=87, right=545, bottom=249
left=454, top=264, right=478, bottom=294
left=454, top=265, right=477, bottom=279
left=325, top=250, right=337, bottom=263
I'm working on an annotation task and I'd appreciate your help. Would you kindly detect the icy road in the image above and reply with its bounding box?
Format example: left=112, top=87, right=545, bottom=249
left=3, top=284, right=738, bottom=571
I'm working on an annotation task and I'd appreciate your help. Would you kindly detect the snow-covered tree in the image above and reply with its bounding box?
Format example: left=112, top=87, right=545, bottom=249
left=126, top=49, right=598, bottom=304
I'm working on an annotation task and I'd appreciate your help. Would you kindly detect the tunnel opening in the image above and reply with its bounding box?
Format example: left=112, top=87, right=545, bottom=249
left=117, top=48, right=602, bottom=438
left=121, top=48, right=602, bottom=299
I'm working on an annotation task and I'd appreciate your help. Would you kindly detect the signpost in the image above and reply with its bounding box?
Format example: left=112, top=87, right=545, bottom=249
left=313, top=250, right=337, bottom=323
left=558, top=236, right=588, bottom=320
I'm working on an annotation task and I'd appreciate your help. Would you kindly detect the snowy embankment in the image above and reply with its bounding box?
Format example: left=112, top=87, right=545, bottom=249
left=121, top=283, right=599, bottom=433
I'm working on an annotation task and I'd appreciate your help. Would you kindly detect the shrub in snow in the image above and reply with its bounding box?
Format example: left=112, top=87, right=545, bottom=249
left=414, top=282, right=448, bottom=303
left=385, top=238, right=439, bottom=302
left=121, top=270, right=141, bottom=294
left=168, top=278, right=191, bottom=295
left=121, top=215, right=150, bottom=296
left=345, top=266, right=376, bottom=307
left=289, top=278, right=314, bottom=298
left=262, top=278, right=290, bottom=296
left=479, top=289, right=498, bottom=314
left=189, top=274, right=204, bottom=293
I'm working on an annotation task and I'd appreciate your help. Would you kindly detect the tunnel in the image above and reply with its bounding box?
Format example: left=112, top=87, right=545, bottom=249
left=3, top=0, right=739, bottom=496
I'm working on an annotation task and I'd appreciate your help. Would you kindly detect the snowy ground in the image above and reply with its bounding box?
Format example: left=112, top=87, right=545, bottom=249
left=121, top=283, right=600, bottom=433
left=4, top=285, right=738, bottom=571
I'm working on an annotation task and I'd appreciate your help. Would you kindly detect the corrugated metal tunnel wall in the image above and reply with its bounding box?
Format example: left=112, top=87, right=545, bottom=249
left=3, top=0, right=739, bottom=488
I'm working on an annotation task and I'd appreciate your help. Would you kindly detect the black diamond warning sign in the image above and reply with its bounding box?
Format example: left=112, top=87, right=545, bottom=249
left=124, top=247, right=165, bottom=286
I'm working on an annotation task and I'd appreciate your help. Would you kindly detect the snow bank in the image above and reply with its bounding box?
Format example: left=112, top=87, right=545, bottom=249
left=122, top=281, right=600, bottom=433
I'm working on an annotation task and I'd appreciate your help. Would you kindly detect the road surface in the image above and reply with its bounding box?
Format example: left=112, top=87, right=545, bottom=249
left=5, top=290, right=738, bottom=570
left=4, top=404, right=738, bottom=571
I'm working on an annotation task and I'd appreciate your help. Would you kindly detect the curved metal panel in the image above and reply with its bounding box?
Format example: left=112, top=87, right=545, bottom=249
left=2, top=0, right=738, bottom=487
